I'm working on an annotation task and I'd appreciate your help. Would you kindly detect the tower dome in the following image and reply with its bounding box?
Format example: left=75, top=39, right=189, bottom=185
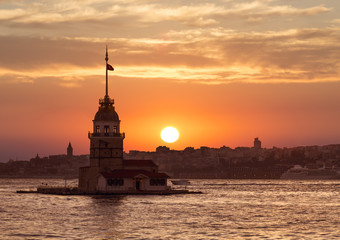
left=94, top=97, right=119, bottom=122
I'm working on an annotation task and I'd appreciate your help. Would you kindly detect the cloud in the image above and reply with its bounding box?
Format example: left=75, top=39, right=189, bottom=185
left=0, top=36, right=102, bottom=70
left=0, top=0, right=332, bottom=29
left=229, top=2, right=331, bottom=17
left=0, top=8, right=26, bottom=20
left=0, top=35, right=220, bottom=70
left=0, top=0, right=338, bottom=86
left=331, top=19, right=340, bottom=24
left=0, top=25, right=340, bottom=86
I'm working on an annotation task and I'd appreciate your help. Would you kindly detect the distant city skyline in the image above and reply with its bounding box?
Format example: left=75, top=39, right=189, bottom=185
left=1, top=0, right=340, bottom=161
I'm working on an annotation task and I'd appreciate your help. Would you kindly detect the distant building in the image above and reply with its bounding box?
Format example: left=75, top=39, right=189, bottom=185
left=254, top=137, right=262, bottom=150
left=67, top=142, right=73, bottom=158
left=156, top=146, right=170, bottom=153
left=78, top=49, right=169, bottom=193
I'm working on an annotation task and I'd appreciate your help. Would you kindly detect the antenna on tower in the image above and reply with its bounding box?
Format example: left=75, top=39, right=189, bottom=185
left=105, top=45, right=109, bottom=98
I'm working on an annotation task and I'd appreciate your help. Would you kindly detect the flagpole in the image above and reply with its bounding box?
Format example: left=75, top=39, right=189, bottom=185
left=105, top=45, right=108, bottom=98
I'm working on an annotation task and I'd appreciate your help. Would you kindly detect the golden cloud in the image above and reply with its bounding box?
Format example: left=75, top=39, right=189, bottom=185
left=0, top=1, right=332, bottom=27
left=0, top=25, right=340, bottom=86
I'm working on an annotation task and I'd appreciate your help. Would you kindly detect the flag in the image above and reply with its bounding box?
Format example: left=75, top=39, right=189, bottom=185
left=107, top=63, right=114, bottom=71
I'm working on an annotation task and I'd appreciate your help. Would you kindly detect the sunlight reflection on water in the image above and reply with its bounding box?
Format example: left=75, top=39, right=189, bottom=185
left=0, top=179, right=339, bottom=239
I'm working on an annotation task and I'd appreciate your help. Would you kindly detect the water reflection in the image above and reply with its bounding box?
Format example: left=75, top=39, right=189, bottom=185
left=90, top=195, right=126, bottom=205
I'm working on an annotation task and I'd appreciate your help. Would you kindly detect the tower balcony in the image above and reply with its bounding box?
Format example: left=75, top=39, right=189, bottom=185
left=88, top=132, right=125, bottom=138
left=99, top=97, right=114, bottom=105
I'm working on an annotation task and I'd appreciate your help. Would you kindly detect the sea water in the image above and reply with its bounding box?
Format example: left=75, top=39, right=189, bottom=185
left=0, top=178, right=339, bottom=239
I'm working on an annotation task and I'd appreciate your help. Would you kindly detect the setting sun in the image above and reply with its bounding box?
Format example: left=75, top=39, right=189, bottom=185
left=161, top=127, right=180, bottom=143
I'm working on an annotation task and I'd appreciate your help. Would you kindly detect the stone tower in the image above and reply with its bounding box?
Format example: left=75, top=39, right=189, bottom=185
left=67, top=142, right=73, bottom=157
left=88, top=89, right=125, bottom=171
left=78, top=47, right=125, bottom=193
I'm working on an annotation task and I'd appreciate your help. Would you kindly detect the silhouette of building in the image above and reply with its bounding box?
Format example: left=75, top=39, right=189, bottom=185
left=67, top=142, right=73, bottom=158
left=156, top=146, right=170, bottom=153
left=78, top=48, right=169, bottom=193
left=254, top=137, right=262, bottom=150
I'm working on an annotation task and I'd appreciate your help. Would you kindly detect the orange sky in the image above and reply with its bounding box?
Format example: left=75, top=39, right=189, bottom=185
left=1, top=0, right=340, bottom=161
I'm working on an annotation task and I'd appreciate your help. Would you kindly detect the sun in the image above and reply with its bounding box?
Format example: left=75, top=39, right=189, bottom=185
left=161, top=127, right=179, bottom=143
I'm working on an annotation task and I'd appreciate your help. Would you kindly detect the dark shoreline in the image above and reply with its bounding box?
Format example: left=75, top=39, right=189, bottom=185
left=17, top=187, right=202, bottom=195
left=0, top=175, right=78, bottom=179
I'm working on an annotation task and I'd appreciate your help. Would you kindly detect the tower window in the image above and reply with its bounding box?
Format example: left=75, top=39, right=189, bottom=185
left=113, top=126, right=118, bottom=134
left=95, top=126, right=100, bottom=133
left=104, top=126, right=109, bottom=135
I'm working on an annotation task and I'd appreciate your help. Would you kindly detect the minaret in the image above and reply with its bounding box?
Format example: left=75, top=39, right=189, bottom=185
left=88, top=47, right=125, bottom=171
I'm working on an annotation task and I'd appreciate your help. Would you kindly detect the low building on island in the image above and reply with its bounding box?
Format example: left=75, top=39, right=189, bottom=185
left=98, top=169, right=169, bottom=192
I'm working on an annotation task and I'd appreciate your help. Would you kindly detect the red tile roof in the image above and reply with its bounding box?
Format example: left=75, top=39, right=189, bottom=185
left=101, top=169, right=169, bottom=179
